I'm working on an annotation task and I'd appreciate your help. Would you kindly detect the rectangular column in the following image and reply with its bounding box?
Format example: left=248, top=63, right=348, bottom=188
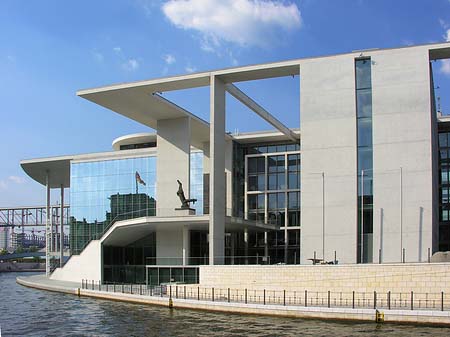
left=209, top=75, right=226, bottom=265
left=46, top=172, right=51, bottom=276
left=182, top=225, right=190, bottom=266
left=60, top=185, right=64, bottom=267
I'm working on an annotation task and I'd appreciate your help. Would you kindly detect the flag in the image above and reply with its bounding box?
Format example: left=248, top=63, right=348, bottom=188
left=135, top=171, right=146, bottom=186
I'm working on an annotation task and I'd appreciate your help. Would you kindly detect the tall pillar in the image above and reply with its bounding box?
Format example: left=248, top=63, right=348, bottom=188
left=244, top=228, right=249, bottom=265
left=45, top=172, right=51, bottom=276
left=209, top=75, right=226, bottom=265
left=60, top=185, right=64, bottom=267
left=182, top=225, right=190, bottom=266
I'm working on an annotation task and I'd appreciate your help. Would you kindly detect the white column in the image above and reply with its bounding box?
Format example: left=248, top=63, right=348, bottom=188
left=60, top=184, right=64, bottom=267
left=45, top=172, right=51, bottom=276
left=209, top=75, right=226, bottom=265
left=182, top=225, right=190, bottom=266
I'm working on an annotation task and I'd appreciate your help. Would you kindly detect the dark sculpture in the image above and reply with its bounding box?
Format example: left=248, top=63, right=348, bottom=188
left=177, top=180, right=197, bottom=209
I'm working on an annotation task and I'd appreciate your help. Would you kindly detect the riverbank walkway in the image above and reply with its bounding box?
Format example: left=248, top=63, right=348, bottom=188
left=16, top=274, right=450, bottom=326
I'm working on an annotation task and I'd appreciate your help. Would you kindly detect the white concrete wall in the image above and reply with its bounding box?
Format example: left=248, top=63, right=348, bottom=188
left=50, top=240, right=101, bottom=283
left=156, top=228, right=183, bottom=264
left=156, top=117, right=191, bottom=216
left=371, top=46, right=434, bottom=263
left=300, top=54, right=358, bottom=264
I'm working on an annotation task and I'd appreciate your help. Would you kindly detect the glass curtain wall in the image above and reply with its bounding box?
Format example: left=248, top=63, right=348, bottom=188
left=245, top=143, right=301, bottom=264
left=70, top=156, right=157, bottom=255
left=190, top=151, right=204, bottom=215
left=439, top=130, right=450, bottom=251
left=356, top=58, right=374, bottom=263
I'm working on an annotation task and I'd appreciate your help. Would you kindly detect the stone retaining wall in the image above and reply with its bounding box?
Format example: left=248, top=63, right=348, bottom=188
left=199, top=263, right=450, bottom=293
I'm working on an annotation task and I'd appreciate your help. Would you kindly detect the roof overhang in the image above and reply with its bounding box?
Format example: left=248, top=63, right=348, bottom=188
left=20, top=156, right=72, bottom=188
left=101, top=215, right=278, bottom=246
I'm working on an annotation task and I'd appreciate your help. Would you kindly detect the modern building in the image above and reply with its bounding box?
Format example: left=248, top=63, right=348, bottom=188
left=20, top=41, right=450, bottom=284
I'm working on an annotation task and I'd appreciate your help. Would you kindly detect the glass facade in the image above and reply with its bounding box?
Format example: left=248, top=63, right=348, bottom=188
left=439, top=129, right=450, bottom=251
left=70, top=156, right=157, bottom=255
left=356, top=58, right=374, bottom=263
left=70, top=152, right=204, bottom=256
left=190, top=151, right=204, bottom=215
left=244, top=142, right=301, bottom=264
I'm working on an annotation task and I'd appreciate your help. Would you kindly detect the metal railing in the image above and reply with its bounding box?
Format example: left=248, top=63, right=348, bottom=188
left=80, top=280, right=450, bottom=312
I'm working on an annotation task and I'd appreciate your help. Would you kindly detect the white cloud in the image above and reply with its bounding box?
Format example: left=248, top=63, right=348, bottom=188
left=162, top=0, right=301, bottom=47
left=122, top=58, right=140, bottom=71
left=445, top=28, right=450, bottom=42
left=0, top=180, right=6, bottom=190
left=164, top=54, right=176, bottom=64
left=8, top=176, right=25, bottom=184
left=113, top=46, right=122, bottom=53
left=92, top=50, right=104, bottom=62
left=185, top=65, right=197, bottom=73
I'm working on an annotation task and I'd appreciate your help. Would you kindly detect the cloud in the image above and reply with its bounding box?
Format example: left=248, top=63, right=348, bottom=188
left=161, top=0, right=302, bottom=48
left=164, top=54, right=176, bottom=64
left=185, top=65, right=197, bottom=73
left=445, top=28, right=450, bottom=42
left=92, top=50, right=104, bottom=62
left=0, top=180, right=6, bottom=190
left=113, top=46, right=122, bottom=53
left=8, top=176, right=25, bottom=184
left=122, top=58, right=140, bottom=71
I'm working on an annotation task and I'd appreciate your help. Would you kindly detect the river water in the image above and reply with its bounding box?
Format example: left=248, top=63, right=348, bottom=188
left=1, top=272, right=450, bottom=337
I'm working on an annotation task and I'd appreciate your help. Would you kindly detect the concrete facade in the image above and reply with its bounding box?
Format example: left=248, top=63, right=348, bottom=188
left=300, top=53, right=358, bottom=264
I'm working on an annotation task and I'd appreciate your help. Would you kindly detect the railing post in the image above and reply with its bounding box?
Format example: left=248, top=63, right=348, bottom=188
left=140, top=284, right=142, bottom=295
left=170, top=285, right=172, bottom=299
left=184, top=286, right=186, bottom=300
left=245, top=289, right=248, bottom=304
left=442, top=292, right=444, bottom=311
left=283, top=290, right=286, bottom=306
left=263, top=289, right=266, bottom=305
left=92, top=280, right=94, bottom=291
left=161, top=286, right=163, bottom=298
left=428, top=248, right=431, bottom=263
left=305, top=290, right=308, bottom=307
left=198, top=286, right=200, bottom=301
left=113, top=283, right=116, bottom=293
left=150, top=286, right=153, bottom=296
left=122, top=284, right=124, bottom=293
left=352, top=291, right=355, bottom=309
left=327, top=291, right=330, bottom=308
left=228, top=288, right=230, bottom=303
left=388, top=291, right=391, bottom=310
left=411, top=291, right=414, bottom=310
left=176, top=285, right=178, bottom=299
left=374, top=291, right=377, bottom=309
left=212, top=287, right=214, bottom=302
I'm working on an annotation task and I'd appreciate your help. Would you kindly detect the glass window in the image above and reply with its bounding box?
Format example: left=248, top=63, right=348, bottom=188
left=288, top=192, right=300, bottom=209
left=440, top=133, right=448, bottom=147
left=268, top=156, right=277, bottom=173
left=248, top=158, right=257, bottom=174
left=268, top=174, right=277, bottom=190
left=355, top=58, right=372, bottom=89
left=358, top=147, right=373, bottom=172
left=357, top=117, right=373, bottom=147
left=276, top=172, right=285, bottom=190
left=356, top=89, right=372, bottom=118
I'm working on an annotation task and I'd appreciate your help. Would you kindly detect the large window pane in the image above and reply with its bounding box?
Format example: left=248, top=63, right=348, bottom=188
left=357, top=89, right=372, bottom=118
left=357, top=118, right=372, bottom=147
left=356, top=58, right=371, bottom=89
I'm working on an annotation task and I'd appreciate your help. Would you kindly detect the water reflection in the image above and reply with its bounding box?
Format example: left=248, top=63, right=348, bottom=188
left=2, top=273, right=450, bottom=336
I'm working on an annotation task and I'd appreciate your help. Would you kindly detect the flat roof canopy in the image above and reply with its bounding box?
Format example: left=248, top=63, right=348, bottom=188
left=20, top=156, right=72, bottom=188
left=101, top=215, right=278, bottom=246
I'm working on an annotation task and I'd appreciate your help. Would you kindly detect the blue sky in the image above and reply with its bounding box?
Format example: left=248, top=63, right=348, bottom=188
left=0, top=0, right=449, bottom=206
